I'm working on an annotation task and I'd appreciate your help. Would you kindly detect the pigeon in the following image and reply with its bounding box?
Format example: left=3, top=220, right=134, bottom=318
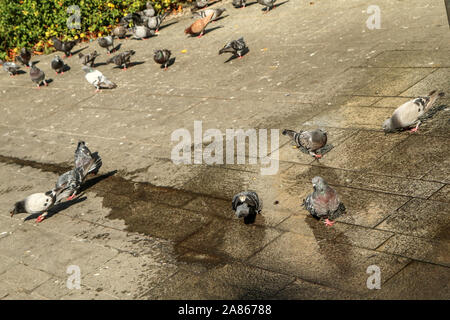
left=232, top=191, right=262, bottom=224
left=74, top=141, right=103, bottom=179
left=29, top=62, right=47, bottom=87
left=153, top=49, right=171, bottom=70
left=79, top=51, right=100, bottom=67
left=282, top=128, right=327, bottom=158
left=232, top=0, right=247, bottom=8
left=82, top=66, right=117, bottom=92
left=142, top=2, right=155, bottom=17
left=258, top=0, right=277, bottom=12
left=303, top=176, right=346, bottom=227
left=121, top=12, right=145, bottom=26
left=219, top=37, right=247, bottom=59
left=55, top=167, right=83, bottom=203
left=382, top=90, right=445, bottom=133
left=194, top=0, right=216, bottom=10
left=112, top=25, right=128, bottom=38
left=0, top=59, right=20, bottom=76
left=10, top=187, right=66, bottom=223
left=15, top=48, right=32, bottom=67
left=147, top=12, right=169, bottom=32
left=51, top=55, right=65, bottom=74
left=52, top=37, right=80, bottom=58
left=106, top=50, right=135, bottom=70
left=185, top=13, right=214, bottom=38
left=193, top=8, right=226, bottom=21
left=98, top=35, right=115, bottom=54
left=132, top=25, right=155, bottom=39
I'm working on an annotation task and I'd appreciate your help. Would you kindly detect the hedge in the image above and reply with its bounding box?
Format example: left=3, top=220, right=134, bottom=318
left=0, top=0, right=189, bottom=60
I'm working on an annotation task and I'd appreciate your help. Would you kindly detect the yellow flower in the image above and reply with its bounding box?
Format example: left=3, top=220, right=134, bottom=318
left=80, top=33, right=86, bottom=38
left=74, top=35, right=79, bottom=40
left=107, top=3, right=115, bottom=8
left=22, top=10, right=28, bottom=15
left=13, top=48, right=19, bottom=53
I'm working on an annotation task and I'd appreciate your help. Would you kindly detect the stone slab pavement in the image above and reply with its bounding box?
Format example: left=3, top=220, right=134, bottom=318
left=0, top=0, right=449, bottom=299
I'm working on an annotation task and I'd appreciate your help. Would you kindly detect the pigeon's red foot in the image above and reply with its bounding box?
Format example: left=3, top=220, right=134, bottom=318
left=314, top=154, right=322, bottom=159
left=36, top=213, right=47, bottom=223
left=67, top=194, right=76, bottom=201
left=409, top=127, right=418, bottom=133
left=324, top=219, right=335, bottom=227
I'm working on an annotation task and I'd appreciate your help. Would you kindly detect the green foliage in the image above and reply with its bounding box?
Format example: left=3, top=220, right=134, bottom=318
left=0, top=0, right=184, bottom=60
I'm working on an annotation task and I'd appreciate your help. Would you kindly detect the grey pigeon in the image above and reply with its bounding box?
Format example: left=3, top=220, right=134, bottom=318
left=55, top=141, right=102, bottom=202
left=147, top=12, right=169, bottom=32
left=194, top=0, right=213, bottom=9
left=142, top=2, right=155, bottom=17
left=282, top=128, right=327, bottom=158
left=107, top=50, right=135, bottom=70
left=132, top=26, right=155, bottom=39
left=232, top=191, right=262, bottom=224
left=10, top=187, right=66, bottom=223
left=29, top=62, right=47, bottom=87
left=79, top=51, right=100, bottom=67
left=219, top=37, right=247, bottom=59
left=113, top=25, right=128, bottom=38
left=55, top=167, right=83, bottom=203
left=74, top=141, right=102, bottom=179
left=153, top=49, right=171, bottom=70
left=0, top=59, right=20, bottom=76
left=98, top=35, right=115, bottom=54
left=16, top=48, right=32, bottom=67
left=121, top=12, right=145, bottom=26
left=303, top=176, right=346, bottom=226
left=383, top=90, right=445, bottom=133
left=52, top=37, right=80, bottom=58
left=232, top=0, right=247, bottom=8
left=51, top=55, right=65, bottom=74
left=258, top=0, right=277, bottom=12
left=82, top=66, right=117, bottom=92
left=193, top=8, right=226, bottom=21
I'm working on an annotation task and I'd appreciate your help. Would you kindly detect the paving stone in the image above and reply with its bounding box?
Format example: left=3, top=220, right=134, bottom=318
left=178, top=217, right=282, bottom=260
left=248, top=232, right=410, bottom=294
left=374, top=261, right=450, bottom=299
left=376, top=199, right=450, bottom=239
left=377, top=234, right=450, bottom=267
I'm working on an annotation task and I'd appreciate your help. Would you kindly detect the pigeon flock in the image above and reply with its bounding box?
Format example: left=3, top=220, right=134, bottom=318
left=3, top=1, right=446, bottom=228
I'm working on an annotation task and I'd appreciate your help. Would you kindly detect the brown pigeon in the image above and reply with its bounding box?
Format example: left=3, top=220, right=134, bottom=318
left=185, top=13, right=214, bottom=38
left=303, top=176, right=346, bottom=227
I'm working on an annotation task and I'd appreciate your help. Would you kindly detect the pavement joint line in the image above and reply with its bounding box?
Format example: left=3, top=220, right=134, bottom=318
left=373, top=233, right=397, bottom=251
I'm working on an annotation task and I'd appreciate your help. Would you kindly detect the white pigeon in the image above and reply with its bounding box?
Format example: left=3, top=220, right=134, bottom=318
left=82, top=66, right=117, bottom=92
left=10, top=188, right=65, bottom=223
left=383, top=90, right=445, bottom=133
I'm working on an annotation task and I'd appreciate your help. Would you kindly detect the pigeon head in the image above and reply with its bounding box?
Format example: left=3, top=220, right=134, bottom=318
left=235, top=202, right=250, bottom=218
left=10, top=200, right=25, bottom=217
left=312, top=176, right=327, bottom=192
left=382, top=118, right=394, bottom=133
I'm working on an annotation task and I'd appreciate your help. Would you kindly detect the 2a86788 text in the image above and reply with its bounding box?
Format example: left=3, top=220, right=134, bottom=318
left=222, top=304, right=271, bottom=315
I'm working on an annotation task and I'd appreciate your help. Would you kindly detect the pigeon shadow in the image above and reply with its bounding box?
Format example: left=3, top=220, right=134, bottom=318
left=62, top=64, right=71, bottom=72
left=158, top=21, right=178, bottom=30
left=71, top=46, right=89, bottom=56
left=161, top=57, right=176, bottom=69
left=111, top=43, right=122, bottom=53
left=112, top=61, right=145, bottom=70
left=23, top=196, right=87, bottom=221
left=93, top=61, right=107, bottom=67
left=223, top=47, right=250, bottom=63
left=15, top=70, right=27, bottom=75
left=42, top=78, right=54, bottom=86
left=211, top=15, right=229, bottom=23
left=202, top=25, right=224, bottom=36
left=79, top=170, right=118, bottom=193
left=30, top=60, right=40, bottom=65
left=261, top=0, right=289, bottom=11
